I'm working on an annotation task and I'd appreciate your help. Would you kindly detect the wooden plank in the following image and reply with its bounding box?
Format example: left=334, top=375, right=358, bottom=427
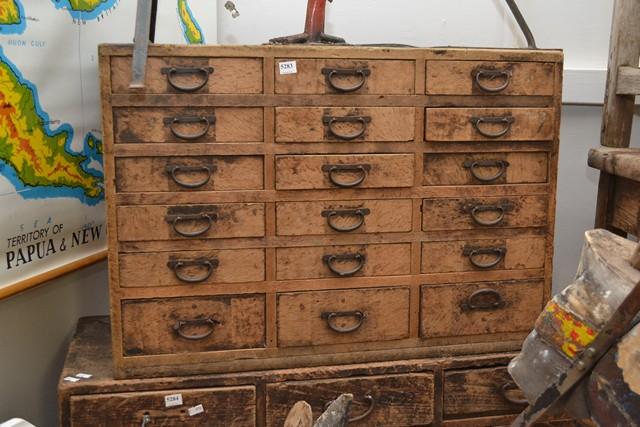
left=616, top=65, right=640, bottom=95
left=588, top=147, right=640, bottom=182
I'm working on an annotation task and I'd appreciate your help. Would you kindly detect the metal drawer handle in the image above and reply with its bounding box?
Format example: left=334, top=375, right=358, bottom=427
left=321, top=311, right=367, bottom=333
left=321, top=67, right=371, bottom=93
left=322, top=164, right=371, bottom=188
left=501, top=382, right=529, bottom=405
left=323, top=253, right=366, bottom=277
left=472, top=68, right=513, bottom=93
left=167, top=258, right=219, bottom=283
left=470, top=116, right=515, bottom=139
left=167, top=213, right=216, bottom=237
left=173, top=317, right=220, bottom=340
left=323, top=115, right=372, bottom=141
left=470, top=204, right=507, bottom=226
left=165, top=164, right=214, bottom=189
left=321, top=208, right=371, bottom=233
left=140, top=413, right=151, bottom=427
left=324, top=394, right=376, bottom=423
left=463, top=246, right=507, bottom=269
left=460, top=289, right=506, bottom=311
left=462, top=160, right=510, bottom=183
left=161, top=66, right=214, bottom=92
left=163, top=115, right=216, bottom=141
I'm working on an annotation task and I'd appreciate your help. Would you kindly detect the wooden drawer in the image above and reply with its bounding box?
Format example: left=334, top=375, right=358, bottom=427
left=426, top=61, right=555, bottom=96
left=275, top=107, right=415, bottom=142
left=421, top=236, right=546, bottom=274
left=266, top=374, right=434, bottom=426
left=115, top=155, right=264, bottom=192
left=117, top=203, right=265, bottom=242
left=114, top=107, right=264, bottom=143
left=119, top=248, right=265, bottom=287
left=110, top=56, right=263, bottom=94
left=276, top=243, right=411, bottom=280
left=275, top=58, right=415, bottom=95
left=420, top=280, right=543, bottom=338
left=276, top=199, right=412, bottom=236
left=275, top=154, right=414, bottom=190
left=69, top=386, right=256, bottom=427
left=425, top=108, right=555, bottom=142
left=422, top=195, right=548, bottom=231
left=423, top=152, right=548, bottom=186
left=122, top=294, right=266, bottom=356
left=277, top=287, right=410, bottom=347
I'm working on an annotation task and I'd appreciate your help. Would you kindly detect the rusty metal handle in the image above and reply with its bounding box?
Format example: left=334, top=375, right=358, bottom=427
left=322, top=208, right=370, bottom=233
left=167, top=258, right=219, bottom=283
left=501, top=382, right=529, bottom=405
left=165, top=164, right=214, bottom=188
left=321, top=67, right=371, bottom=93
left=472, top=69, right=513, bottom=93
left=324, top=394, right=376, bottom=423
left=461, top=289, right=506, bottom=311
left=323, top=115, right=371, bottom=141
left=470, top=116, right=515, bottom=139
left=168, top=213, right=215, bottom=237
left=470, top=204, right=506, bottom=226
left=322, top=164, right=371, bottom=188
left=163, top=115, right=216, bottom=141
left=464, top=247, right=507, bottom=269
left=323, top=253, right=366, bottom=277
left=321, top=311, right=366, bottom=333
left=173, top=317, right=220, bottom=340
left=463, top=160, right=509, bottom=183
left=161, top=66, right=214, bottom=92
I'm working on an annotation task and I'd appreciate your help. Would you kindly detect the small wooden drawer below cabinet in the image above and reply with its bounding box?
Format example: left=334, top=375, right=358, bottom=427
left=421, top=236, right=546, bottom=274
left=275, top=154, right=414, bottom=190
left=122, top=294, right=266, bottom=356
left=423, top=152, right=548, bottom=186
left=115, top=155, right=264, bottom=192
left=425, top=108, right=555, bottom=142
left=113, top=107, right=264, bottom=143
left=276, top=199, right=412, bottom=236
left=422, top=195, right=548, bottom=231
left=420, top=280, right=543, bottom=338
left=117, top=203, right=265, bottom=242
left=277, top=287, right=410, bottom=347
left=266, top=374, right=435, bottom=426
left=69, top=386, right=257, bottom=427
left=119, top=248, right=265, bottom=287
left=275, top=107, right=415, bottom=142
left=276, top=243, right=411, bottom=280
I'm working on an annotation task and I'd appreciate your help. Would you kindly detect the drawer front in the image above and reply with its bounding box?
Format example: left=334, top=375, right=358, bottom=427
left=122, top=294, right=265, bottom=356
left=276, top=154, right=415, bottom=190
left=276, top=199, right=412, bottom=236
left=420, top=280, right=543, bottom=338
left=276, top=243, right=411, bottom=280
left=114, top=107, right=264, bottom=143
left=426, top=61, right=555, bottom=96
left=275, top=58, right=415, bottom=95
left=275, top=107, right=415, bottom=142
left=425, top=108, right=555, bottom=142
left=70, top=386, right=256, bottom=427
left=111, top=56, right=263, bottom=94
left=117, top=203, right=265, bottom=242
left=116, top=155, right=264, bottom=192
left=119, top=248, right=265, bottom=287
left=421, top=236, right=546, bottom=274
left=422, top=195, right=548, bottom=231
left=266, top=374, right=434, bottom=426
left=277, top=287, right=410, bottom=347
left=423, top=152, right=548, bottom=186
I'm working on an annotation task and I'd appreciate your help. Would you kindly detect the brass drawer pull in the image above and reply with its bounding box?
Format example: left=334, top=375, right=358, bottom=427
left=463, top=246, right=507, bottom=269
left=470, top=204, right=510, bottom=226
left=470, top=116, right=515, bottom=139
left=321, top=67, right=371, bottom=93
left=161, top=66, right=214, bottom=92
left=322, top=164, right=371, bottom=188
left=166, top=213, right=216, bottom=237
left=173, top=317, right=220, bottom=340
left=472, top=68, right=513, bottom=93
left=460, top=289, right=506, bottom=311
left=463, top=159, right=509, bottom=183
left=167, top=258, right=219, bottom=283
left=323, top=115, right=372, bottom=141
left=321, top=208, right=371, bottom=232
left=323, top=253, right=366, bottom=277
left=140, top=412, right=151, bottom=427
left=165, top=164, right=215, bottom=188
left=163, top=115, right=216, bottom=140
left=321, top=310, right=367, bottom=333
left=324, top=394, right=376, bottom=423
left=501, top=382, right=529, bottom=405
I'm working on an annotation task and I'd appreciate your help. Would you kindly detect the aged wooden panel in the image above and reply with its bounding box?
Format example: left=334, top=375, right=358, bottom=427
left=274, top=58, right=415, bottom=95
left=277, top=287, right=410, bottom=347
left=421, top=280, right=544, bottom=338
left=611, top=176, right=640, bottom=235
left=425, top=108, right=555, bottom=142
left=121, top=294, right=266, bottom=356
left=115, top=156, right=264, bottom=192
left=276, top=243, right=411, bottom=280
left=69, top=386, right=256, bottom=427
left=275, top=107, right=415, bottom=142
left=266, top=374, right=434, bottom=426
left=276, top=154, right=415, bottom=190
left=119, top=248, right=265, bottom=287
left=276, top=199, right=413, bottom=236
left=117, top=203, right=265, bottom=242
left=426, top=61, right=555, bottom=96
left=422, top=195, right=548, bottom=231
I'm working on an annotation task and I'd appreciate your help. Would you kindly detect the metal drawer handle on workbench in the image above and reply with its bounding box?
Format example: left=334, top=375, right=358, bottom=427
left=321, top=310, right=367, bottom=333
left=321, top=67, right=371, bottom=93
left=166, top=213, right=216, bottom=237
left=167, top=258, right=219, bottom=283
left=322, top=164, right=371, bottom=188
left=324, top=394, right=376, bottom=423
left=323, top=115, right=371, bottom=141
left=501, top=382, right=529, bottom=405
left=460, top=289, right=506, bottom=311
left=163, top=115, right=216, bottom=140
left=463, top=246, right=507, bottom=269
left=323, top=253, right=366, bottom=277
left=472, top=68, right=513, bottom=93
left=173, top=317, right=221, bottom=340
left=463, top=159, right=510, bottom=183
left=161, top=66, right=214, bottom=92
left=165, top=164, right=215, bottom=188
left=470, top=204, right=511, bottom=226
left=321, top=208, right=371, bottom=232
left=470, top=116, right=515, bottom=139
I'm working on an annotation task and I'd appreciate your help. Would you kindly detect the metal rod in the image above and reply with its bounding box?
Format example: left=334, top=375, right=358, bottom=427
left=505, top=0, right=537, bottom=49
left=130, top=0, right=154, bottom=88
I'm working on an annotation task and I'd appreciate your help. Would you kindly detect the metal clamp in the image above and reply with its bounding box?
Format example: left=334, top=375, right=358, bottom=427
left=161, top=66, right=214, bottom=92
left=321, top=208, right=370, bottom=232
left=323, top=115, right=371, bottom=141
left=321, top=310, right=367, bottom=333
left=173, top=317, right=220, bottom=340
left=460, top=289, right=506, bottom=311
left=463, top=159, right=509, bottom=183
left=470, top=116, right=515, bottom=139
left=165, top=164, right=215, bottom=189
left=463, top=246, right=507, bottom=269
left=163, top=115, right=216, bottom=141
left=323, top=253, right=366, bottom=277
left=322, top=164, right=371, bottom=188
left=167, top=258, right=219, bottom=283
left=166, top=213, right=216, bottom=237
left=321, top=67, right=371, bottom=93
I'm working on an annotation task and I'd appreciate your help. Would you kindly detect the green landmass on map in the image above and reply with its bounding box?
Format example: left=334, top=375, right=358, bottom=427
left=0, top=0, right=21, bottom=25
left=178, top=0, right=204, bottom=44
left=67, top=0, right=108, bottom=12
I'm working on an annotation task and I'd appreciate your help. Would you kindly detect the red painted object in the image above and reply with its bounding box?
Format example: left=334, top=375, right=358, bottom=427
left=270, top=0, right=345, bottom=44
